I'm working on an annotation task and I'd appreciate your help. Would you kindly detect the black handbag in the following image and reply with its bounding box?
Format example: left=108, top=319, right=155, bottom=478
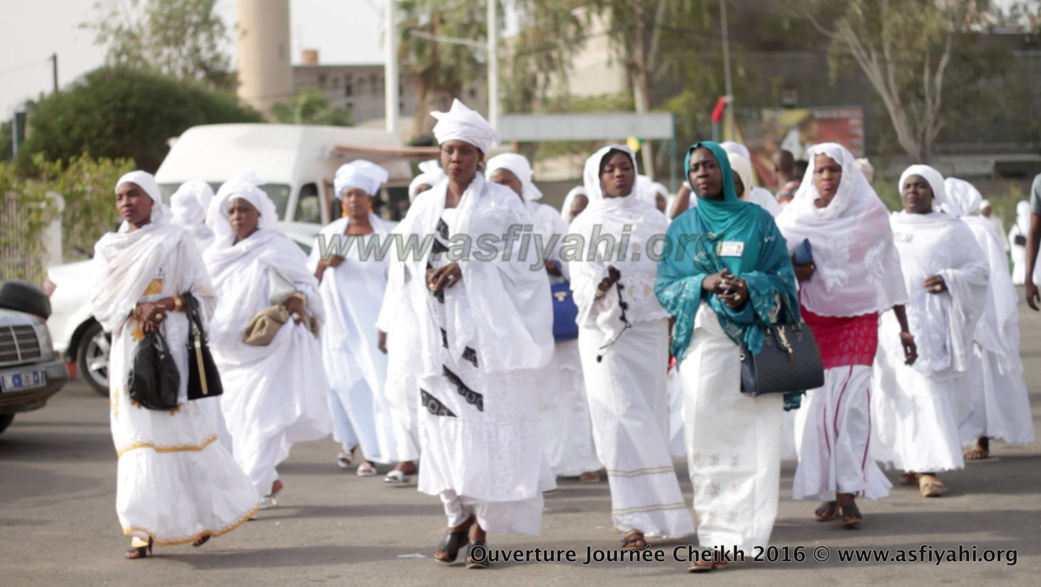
left=739, top=296, right=824, bottom=397
left=127, top=329, right=180, bottom=410
left=183, top=292, right=224, bottom=400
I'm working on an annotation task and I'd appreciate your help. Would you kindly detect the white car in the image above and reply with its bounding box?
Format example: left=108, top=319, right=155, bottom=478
left=45, top=222, right=322, bottom=395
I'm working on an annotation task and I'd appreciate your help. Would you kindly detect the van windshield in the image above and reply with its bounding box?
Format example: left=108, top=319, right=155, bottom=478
left=158, top=183, right=291, bottom=220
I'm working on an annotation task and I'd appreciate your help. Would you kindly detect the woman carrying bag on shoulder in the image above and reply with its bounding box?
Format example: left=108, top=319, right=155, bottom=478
left=92, top=171, right=259, bottom=560
left=204, top=171, right=333, bottom=509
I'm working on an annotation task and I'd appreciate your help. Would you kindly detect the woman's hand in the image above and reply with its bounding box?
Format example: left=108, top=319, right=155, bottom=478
left=792, top=255, right=816, bottom=283
left=900, top=331, right=918, bottom=366
left=427, top=263, right=462, bottom=291
left=323, top=254, right=345, bottom=269
left=284, top=295, right=307, bottom=324
left=134, top=301, right=168, bottom=333
left=924, top=275, right=947, bottom=294
left=718, top=270, right=749, bottom=309
left=595, top=266, right=621, bottom=297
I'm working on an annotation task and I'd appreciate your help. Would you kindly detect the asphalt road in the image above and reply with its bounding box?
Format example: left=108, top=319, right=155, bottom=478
left=2, top=300, right=1039, bottom=586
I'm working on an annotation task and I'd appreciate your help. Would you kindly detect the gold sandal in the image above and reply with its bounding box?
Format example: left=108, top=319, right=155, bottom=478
left=918, top=474, right=944, bottom=497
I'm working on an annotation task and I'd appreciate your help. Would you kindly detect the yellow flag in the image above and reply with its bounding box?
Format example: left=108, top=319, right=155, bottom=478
left=626, top=136, right=642, bottom=153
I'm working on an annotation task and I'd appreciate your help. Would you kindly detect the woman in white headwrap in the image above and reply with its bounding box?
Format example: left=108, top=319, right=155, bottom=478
left=568, top=144, right=695, bottom=550
left=389, top=100, right=555, bottom=568
left=93, top=171, right=258, bottom=558
left=775, top=143, right=912, bottom=527
left=307, top=160, right=402, bottom=478
left=561, top=186, right=589, bottom=223
left=170, top=179, right=216, bottom=251
left=1009, top=201, right=1031, bottom=285
left=409, top=160, right=446, bottom=204
left=872, top=165, right=989, bottom=498
left=204, top=171, right=332, bottom=507
left=942, top=178, right=1034, bottom=458
left=486, top=153, right=602, bottom=483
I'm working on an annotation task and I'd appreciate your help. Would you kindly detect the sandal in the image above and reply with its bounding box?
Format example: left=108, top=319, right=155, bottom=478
left=918, top=474, right=944, bottom=498
left=621, top=529, right=648, bottom=549
left=357, top=462, right=378, bottom=477
left=578, top=471, right=601, bottom=483
left=433, top=517, right=475, bottom=563
left=688, top=559, right=715, bottom=573
left=963, top=445, right=990, bottom=460
left=192, top=534, right=211, bottom=547
left=815, top=501, right=839, bottom=522
left=466, top=540, right=489, bottom=569
left=841, top=503, right=862, bottom=529
left=384, top=469, right=408, bottom=483
left=337, top=450, right=354, bottom=469
left=260, top=479, right=284, bottom=510
left=125, top=538, right=153, bottom=560
left=899, top=472, right=919, bottom=486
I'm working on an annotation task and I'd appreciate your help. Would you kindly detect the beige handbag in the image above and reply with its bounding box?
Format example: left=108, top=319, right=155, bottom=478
left=242, top=305, right=320, bottom=346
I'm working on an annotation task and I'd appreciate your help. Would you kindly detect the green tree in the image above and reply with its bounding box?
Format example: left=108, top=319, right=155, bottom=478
left=501, top=1, right=587, bottom=115
left=271, top=89, right=353, bottom=127
left=16, top=66, right=261, bottom=174
left=796, top=0, right=994, bottom=161
left=82, top=0, right=235, bottom=89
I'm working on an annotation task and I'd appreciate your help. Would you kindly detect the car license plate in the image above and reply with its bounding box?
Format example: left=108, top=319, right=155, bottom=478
left=1, top=370, right=47, bottom=392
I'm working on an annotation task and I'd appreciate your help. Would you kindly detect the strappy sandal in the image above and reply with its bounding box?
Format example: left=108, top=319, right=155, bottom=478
left=815, top=501, right=839, bottom=522
left=621, top=529, right=648, bottom=549
left=466, top=540, right=489, bottom=569
left=918, top=474, right=944, bottom=498
left=384, top=469, right=408, bottom=483
left=841, top=504, right=863, bottom=529
left=900, top=472, right=919, bottom=486
left=125, top=537, right=153, bottom=560
left=337, top=450, right=354, bottom=469
left=433, top=517, right=475, bottom=563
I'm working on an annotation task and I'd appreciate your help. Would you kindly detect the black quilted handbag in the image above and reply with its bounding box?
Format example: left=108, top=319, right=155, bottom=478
left=739, top=296, right=824, bottom=397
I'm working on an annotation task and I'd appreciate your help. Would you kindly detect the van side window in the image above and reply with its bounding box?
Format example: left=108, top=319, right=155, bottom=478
left=295, top=183, right=321, bottom=224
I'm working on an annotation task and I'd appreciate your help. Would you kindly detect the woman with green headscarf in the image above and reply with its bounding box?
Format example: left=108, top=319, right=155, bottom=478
left=655, top=142, right=798, bottom=572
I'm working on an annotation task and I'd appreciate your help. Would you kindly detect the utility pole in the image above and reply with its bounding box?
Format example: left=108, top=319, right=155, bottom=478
left=384, top=0, right=400, bottom=135
left=487, top=0, right=499, bottom=129
left=51, top=53, right=58, bottom=94
left=719, top=0, right=734, bottom=141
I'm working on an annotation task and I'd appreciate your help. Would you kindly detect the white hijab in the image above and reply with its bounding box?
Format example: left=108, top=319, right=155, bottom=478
left=409, top=160, right=446, bottom=203
left=560, top=186, right=587, bottom=224
left=334, top=160, right=388, bottom=198
left=116, top=170, right=171, bottom=227
left=486, top=153, right=542, bottom=202
left=899, top=165, right=947, bottom=213
left=170, top=179, right=214, bottom=248
left=206, top=170, right=278, bottom=242
left=775, top=142, right=908, bottom=316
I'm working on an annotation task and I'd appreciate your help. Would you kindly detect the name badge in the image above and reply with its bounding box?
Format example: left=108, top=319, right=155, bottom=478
left=893, top=232, right=912, bottom=243
left=718, top=241, right=745, bottom=257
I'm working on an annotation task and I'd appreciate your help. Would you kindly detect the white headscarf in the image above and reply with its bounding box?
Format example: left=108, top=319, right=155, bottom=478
left=408, top=160, right=445, bottom=203
left=431, top=99, right=500, bottom=154
left=171, top=179, right=214, bottom=226
left=560, top=186, right=587, bottom=224
left=486, top=153, right=543, bottom=201
left=727, top=153, right=754, bottom=199
left=206, top=170, right=278, bottom=241
left=334, top=159, right=388, bottom=198
left=775, top=142, right=908, bottom=317
left=1015, top=200, right=1030, bottom=234
left=941, top=178, right=983, bottom=217
left=899, top=165, right=946, bottom=212
left=116, top=170, right=171, bottom=225
left=980, top=199, right=992, bottom=213
left=720, top=141, right=751, bottom=162
left=855, top=158, right=875, bottom=184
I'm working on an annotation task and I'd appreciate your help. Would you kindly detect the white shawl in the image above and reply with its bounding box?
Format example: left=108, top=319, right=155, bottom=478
left=392, top=173, right=553, bottom=377
left=889, top=211, right=989, bottom=379
left=568, top=145, right=670, bottom=339
left=775, top=143, right=908, bottom=317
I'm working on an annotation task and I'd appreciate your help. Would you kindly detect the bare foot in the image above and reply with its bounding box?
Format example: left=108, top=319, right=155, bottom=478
left=964, top=436, right=990, bottom=460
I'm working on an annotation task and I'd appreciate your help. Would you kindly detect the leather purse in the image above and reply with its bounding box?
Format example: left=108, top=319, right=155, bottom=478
left=739, top=296, right=824, bottom=397
left=243, top=305, right=320, bottom=346
left=127, top=329, right=180, bottom=411
left=182, top=292, right=224, bottom=401
left=551, top=280, right=579, bottom=341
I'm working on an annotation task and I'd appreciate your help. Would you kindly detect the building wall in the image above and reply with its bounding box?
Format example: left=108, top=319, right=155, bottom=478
left=237, top=0, right=293, bottom=114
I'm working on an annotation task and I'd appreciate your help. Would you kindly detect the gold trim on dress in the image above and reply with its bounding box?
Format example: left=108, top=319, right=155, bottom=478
left=116, top=434, right=218, bottom=458
left=123, top=503, right=260, bottom=547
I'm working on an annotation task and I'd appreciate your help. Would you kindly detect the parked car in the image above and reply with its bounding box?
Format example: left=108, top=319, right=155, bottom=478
left=45, top=222, right=322, bottom=396
left=0, top=281, right=69, bottom=436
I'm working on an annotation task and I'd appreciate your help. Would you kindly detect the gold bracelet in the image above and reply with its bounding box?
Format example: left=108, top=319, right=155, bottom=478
left=172, top=296, right=183, bottom=312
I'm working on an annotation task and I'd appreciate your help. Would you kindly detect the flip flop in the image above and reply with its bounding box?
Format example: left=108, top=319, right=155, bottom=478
left=918, top=474, right=944, bottom=497
left=384, top=469, right=408, bottom=483
left=841, top=504, right=862, bottom=529
left=815, top=501, right=839, bottom=522
left=357, top=462, right=378, bottom=477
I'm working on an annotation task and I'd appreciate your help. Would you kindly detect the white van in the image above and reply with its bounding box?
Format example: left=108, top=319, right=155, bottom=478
left=154, top=123, right=434, bottom=223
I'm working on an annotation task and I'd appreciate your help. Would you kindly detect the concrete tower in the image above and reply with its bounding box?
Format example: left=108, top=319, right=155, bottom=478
left=236, top=0, right=293, bottom=115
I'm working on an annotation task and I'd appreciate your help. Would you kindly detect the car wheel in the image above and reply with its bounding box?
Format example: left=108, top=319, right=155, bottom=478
left=77, top=321, right=111, bottom=396
left=0, top=414, right=13, bottom=436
